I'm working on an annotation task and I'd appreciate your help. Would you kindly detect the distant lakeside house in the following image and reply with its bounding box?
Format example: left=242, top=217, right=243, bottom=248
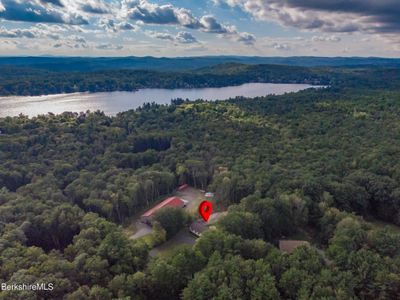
left=141, top=196, right=186, bottom=225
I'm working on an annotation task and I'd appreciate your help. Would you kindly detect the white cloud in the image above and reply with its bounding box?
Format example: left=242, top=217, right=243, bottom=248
left=79, top=0, right=111, bottom=14
left=0, top=0, right=89, bottom=25
left=0, top=24, right=69, bottom=40
left=0, top=27, right=36, bottom=38
left=199, top=15, right=256, bottom=45
left=200, top=15, right=233, bottom=33
left=272, top=42, right=290, bottom=51
left=147, top=30, right=174, bottom=41
left=147, top=30, right=199, bottom=44
left=217, top=0, right=400, bottom=38
left=96, top=43, right=123, bottom=50
left=237, top=32, right=256, bottom=45
left=311, top=35, right=341, bottom=43
left=124, top=0, right=200, bottom=28
left=176, top=31, right=198, bottom=44
left=99, top=18, right=139, bottom=33
left=0, top=0, right=257, bottom=49
left=122, top=1, right=255, bottom=45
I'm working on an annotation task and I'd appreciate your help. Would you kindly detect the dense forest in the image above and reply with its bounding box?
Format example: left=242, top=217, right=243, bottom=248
left=1, top=67, right=400, bottom=299
left=1, top=63, right=400, bottom=96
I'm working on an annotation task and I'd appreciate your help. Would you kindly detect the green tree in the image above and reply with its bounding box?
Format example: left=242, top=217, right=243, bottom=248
left=153, top=207, right=190, bottom=239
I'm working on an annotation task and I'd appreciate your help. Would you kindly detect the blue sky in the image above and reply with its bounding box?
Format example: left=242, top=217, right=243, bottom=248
left=0, top=0, right=399, bottom=57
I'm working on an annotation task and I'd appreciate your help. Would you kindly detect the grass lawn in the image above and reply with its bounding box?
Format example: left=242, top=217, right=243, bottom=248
left=149, top=228, right=197, bottom=257
left=137, top=233, right=156, bottom=247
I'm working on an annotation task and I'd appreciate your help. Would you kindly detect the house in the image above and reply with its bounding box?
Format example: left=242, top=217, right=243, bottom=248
left=141, top=196, right=186, bottom=225
left=279, top=240, right=310, bottom=254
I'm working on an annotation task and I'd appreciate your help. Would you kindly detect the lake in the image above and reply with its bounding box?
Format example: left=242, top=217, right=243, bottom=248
left=0, top=83, right=320, bottom=118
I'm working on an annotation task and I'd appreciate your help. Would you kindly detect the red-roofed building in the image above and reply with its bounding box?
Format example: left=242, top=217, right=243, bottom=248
left=141, top=197, right=186, bottom=225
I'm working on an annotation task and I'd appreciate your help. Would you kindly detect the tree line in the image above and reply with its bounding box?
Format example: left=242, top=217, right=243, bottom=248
left=1, top=63, right=399, bottom=96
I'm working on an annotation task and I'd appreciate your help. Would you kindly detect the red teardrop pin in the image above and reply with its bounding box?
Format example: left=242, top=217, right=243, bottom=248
left=199, top=200, right=213, bottom=222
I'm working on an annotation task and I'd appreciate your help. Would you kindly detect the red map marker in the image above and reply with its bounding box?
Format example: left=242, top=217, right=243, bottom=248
left=199, top=200, right=213, bottom=222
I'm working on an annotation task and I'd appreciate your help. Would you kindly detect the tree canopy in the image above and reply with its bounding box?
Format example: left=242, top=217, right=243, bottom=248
left=1, top=71, right=400, bottom=299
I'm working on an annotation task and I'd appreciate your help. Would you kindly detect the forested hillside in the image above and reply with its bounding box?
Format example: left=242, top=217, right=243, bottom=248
left=1, top=63, right=400, bottom=96
left=1, top=84, right=400, bottom=299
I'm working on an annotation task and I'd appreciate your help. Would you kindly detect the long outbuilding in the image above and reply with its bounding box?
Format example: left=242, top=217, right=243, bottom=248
left=141, top=196, right=186, bottom=225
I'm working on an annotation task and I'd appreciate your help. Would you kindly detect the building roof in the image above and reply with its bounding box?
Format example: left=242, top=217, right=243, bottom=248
left=141, top=197, right=185, bottom=217
left=189, top=220, right=207, bottom=237
left=279, top=240, right=310, bottom=254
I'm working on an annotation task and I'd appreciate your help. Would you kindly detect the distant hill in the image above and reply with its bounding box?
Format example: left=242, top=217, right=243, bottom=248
left=0, top=56, right=400, bottom=72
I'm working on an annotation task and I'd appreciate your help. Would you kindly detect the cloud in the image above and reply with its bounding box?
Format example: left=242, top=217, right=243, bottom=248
left=0, top=24, right=67, bottom=40
left=272, top=42, right=290, bottom=51
left=0, top=0, right=258, bottom=52
left=124, top=1, right=255, bottom=45
left=200, top=15, right=232, bottom=33
left=41, top=0, right=112, bottom=14
left=237, top=32, right=256, bottom=45
left=217, top=0, right=400, bottom=36
left=0, top=0, right=88, bottom=24
left=53, top=39, right=88, bottom=49
left=311, top=35, right=341, bottom=42
left=99, top=18, right=139, bottom=32
left=125, top=0, right=200, bottom=28
left=34, top=23, right=67, bottom=39
left=147, top=30, right=199, bottom=44
left=216, top=0, right=357, bottom=32
left=0, top=27, right=37, bottom=38
left=41, top=0, right=64, bottom=7
left=80, top=0, right=111, bottom=14
left=199, top=15, right=256, bottom=44
left=118, top=22, right=138, bottom=31
left=96, top=43, right=123, bottom=50
left=71, top=35, right=86, bottom=43
left=175, top=31, right=198, bottom=44
left=148, top=31, right=174, bottom=41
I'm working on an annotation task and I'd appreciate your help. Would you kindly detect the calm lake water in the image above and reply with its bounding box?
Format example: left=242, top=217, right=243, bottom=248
left=0, top=83, right=319, bottom=118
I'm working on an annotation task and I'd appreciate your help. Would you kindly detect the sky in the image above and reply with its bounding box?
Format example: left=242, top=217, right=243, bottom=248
left=0, top=0, right=399, bottom=57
